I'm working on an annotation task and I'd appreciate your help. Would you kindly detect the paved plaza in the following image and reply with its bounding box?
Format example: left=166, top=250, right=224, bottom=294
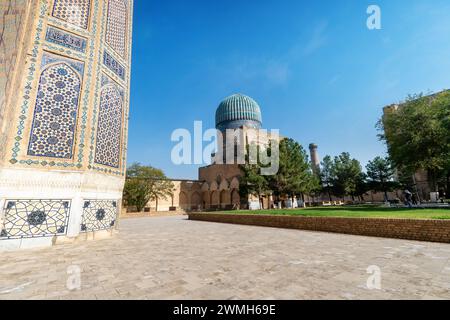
left=1, top=215, right=450, bottom=300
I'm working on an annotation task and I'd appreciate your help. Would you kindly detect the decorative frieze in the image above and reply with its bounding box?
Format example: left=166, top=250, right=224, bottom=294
left=103, top=51, right=125, bottom=80
left=45, top=26, right=87, bottom=53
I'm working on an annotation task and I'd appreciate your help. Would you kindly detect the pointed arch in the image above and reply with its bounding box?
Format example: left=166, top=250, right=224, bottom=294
left=179, top=191, right=189, bottom=210
left=210, top=181, right=218, bottom=192
left=211, top=190, right=220, bottom=207
left=191, top=192, right=202, bottom=210
left=94, top=83, right=123, bottom=168
left=202, top=191, right=210, bottom=209
left=230, top=177, right=240, bottom=190
left=231, top=189, right=240, bottom=207
left=219, top=178, right=229, bottom=191
left=220, top=190, right=231, bottom=208
left=28, top=62, right=82, bottom=159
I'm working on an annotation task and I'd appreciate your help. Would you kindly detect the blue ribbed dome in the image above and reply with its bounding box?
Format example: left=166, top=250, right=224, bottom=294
left=215, top=94, right=262, bottom=131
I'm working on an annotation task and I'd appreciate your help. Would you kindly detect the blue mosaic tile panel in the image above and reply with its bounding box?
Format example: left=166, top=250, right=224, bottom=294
left=0, top=200, right=70, bottom=240
left=81, top=200, right=118, bottom=232
left=52, top=0, right=91, bottom=29
left=45, top=26, right=87, bottom=53
left=103, top=50, right=125, bottom=80
left=41, top=52, right=85, bottom=74
left=106, top=0, right=128, bottom=58
left=94, top=78, right=123, bottom=168
left=27, top=54, right=84, bottom=159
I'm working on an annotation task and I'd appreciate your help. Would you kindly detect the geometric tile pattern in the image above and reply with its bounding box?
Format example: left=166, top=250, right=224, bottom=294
left=52, top=0, right=91, bottom=29
left=9, top=0, right=132, bottom=177
left=105, top=0, right=127, bottom=58
left=45, top=26, right=87, bottom=53
left=81, top=200, right=118, bottom=232
left=0, top=200, right=70, bottom=240
left=41, top=52, right=85, bottom=74
left=94, top=80, right=123, bottom=168
left=27, top=59, right=82, bottom=159
left=103, top=51, right=125, bottom=80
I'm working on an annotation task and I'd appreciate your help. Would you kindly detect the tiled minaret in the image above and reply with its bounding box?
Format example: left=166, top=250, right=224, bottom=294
left=0, top=0, right=134, bottom=250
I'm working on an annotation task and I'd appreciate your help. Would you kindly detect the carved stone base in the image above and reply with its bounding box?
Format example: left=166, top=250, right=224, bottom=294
left=0, top=168, right=123, bottom=251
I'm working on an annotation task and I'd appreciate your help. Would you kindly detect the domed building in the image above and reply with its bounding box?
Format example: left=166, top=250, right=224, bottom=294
left=144, top=93, right=271, bottom=212
left=215, top=94, right=263, bottom=131
left=199, top=93, right=267, bottom=209
left=142, top=93, right=318, bottom=213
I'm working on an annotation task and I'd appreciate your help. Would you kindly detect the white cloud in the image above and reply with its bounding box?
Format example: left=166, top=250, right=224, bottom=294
left=303, top=20, right=328, bottom=56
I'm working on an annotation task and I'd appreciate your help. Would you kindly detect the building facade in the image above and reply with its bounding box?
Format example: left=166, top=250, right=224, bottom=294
left=143, top=94, right=279, bottom=212
left=0, top=0, right=134, bottom=250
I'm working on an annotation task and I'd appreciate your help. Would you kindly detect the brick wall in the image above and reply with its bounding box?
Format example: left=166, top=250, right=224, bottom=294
left=188, top=213, right=450, bottom=243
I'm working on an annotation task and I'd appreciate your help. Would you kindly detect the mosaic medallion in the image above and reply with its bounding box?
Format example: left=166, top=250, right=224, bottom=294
left=81, top=200, right=118, bottom=232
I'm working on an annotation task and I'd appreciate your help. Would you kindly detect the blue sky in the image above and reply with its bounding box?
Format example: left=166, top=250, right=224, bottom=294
left=128, top=0, right=450, bottom=180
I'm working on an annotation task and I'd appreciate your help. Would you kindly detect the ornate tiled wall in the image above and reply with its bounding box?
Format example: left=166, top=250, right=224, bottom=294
left=52, top=0, right=91, bottom=29
left=0, top=0, right=133, bottom=244
left=45, top=26, right=88, bottom=53
left=28, top=53, right=84, bottom=159
left=0, top=200, right=70, bottom=240
left=94, top=75, right=124, bottom=168
left=5, top=0, right=132, bottom=173
left=105, top=0, right=128, bottom=58
left=81, top=200, right=118, bottom=232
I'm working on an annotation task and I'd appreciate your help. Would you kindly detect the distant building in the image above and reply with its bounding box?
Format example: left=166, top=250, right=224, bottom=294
left=382, top=90, right=449, bottom=200
left=142, top=94, right=286, bottom=212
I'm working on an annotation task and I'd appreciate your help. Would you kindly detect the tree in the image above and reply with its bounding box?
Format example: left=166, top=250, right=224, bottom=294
left=239, top=163, right=270, bottom=209
left=239, top=142, right=275, bottom=209
left=268, top=139, right=317, bottom=205
left=354, top=172, right=369, bottom=202
left=331, top=152, right=364, bottom=201
left=366, top=156, right=398, bottom=202
left=378, top=91, right=450, bottom=193
left=320, top=155, right=335, bottom=201
left=123, top=163, right=174, bottom=212
left=296, top=170, right=321, bottom=205
left=240, top=139, right=320, bottom=208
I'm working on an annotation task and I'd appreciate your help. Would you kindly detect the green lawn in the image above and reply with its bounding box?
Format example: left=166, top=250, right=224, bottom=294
left=217, top=205, right=450, bottom=220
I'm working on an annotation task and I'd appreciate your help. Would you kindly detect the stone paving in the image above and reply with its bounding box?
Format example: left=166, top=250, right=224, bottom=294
left=1, top=215, right=450, bottom=300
